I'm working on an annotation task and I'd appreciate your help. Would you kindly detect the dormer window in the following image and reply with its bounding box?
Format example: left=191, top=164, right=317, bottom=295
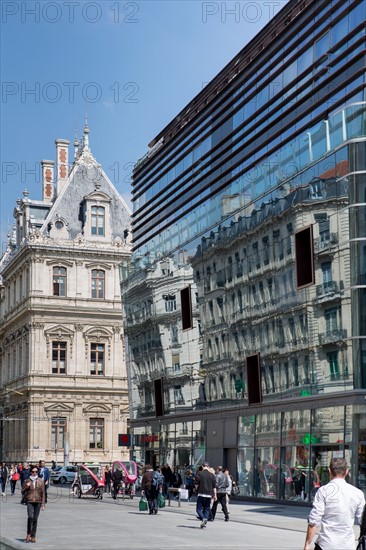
left=91, top=206, right=105, bottom=236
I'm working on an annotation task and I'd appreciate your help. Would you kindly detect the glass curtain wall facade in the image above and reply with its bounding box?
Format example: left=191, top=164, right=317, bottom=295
left=121, top=0, right=366, bottom=502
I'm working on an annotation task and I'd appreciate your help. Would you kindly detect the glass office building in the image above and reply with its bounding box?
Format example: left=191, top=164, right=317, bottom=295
left=120, top=0, right=366, bottom=501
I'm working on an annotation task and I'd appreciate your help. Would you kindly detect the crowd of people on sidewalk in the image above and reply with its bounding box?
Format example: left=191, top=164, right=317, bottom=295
left=4, top=456, right=366, bottom=549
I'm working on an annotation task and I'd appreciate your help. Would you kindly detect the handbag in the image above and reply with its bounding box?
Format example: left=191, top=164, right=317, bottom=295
left=231, top=484, right=240, bottom=496
left=158, top=492, right=165, bottom=508
left=138, top=496, right=148, bottom=512
left=12, top=472, right=20, bottom=481
left=357, top=536, right=366, bottom=550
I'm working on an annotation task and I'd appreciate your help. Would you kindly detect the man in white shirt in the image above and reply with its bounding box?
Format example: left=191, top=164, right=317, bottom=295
left=304, top=458, right=365, bottom=550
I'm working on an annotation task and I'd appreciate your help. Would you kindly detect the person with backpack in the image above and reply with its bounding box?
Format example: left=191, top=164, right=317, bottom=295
left=141, top=464, right=163, bottom=515
left=111, top=467, right=123, bottom=499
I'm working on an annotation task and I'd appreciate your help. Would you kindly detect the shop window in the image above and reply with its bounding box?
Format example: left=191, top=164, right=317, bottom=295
left=90, top=343, right=104, bottom=375
left=52, top=341, right=66, bottom=374
left=91, top=269, right=105, bottom=299
left=89, top=418, right=104, bottom=448
left=51, top=417, right=66, bottom=448
left=53, top=266, right=66, bottom=296
left=295, top=225, right=315, bottom=289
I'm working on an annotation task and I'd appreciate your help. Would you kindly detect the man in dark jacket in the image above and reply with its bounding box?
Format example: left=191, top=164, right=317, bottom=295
left=111, top=468, right=123, bottom=499
left=210, top=466, right=230, bottom=522
left=195, top=462, right=217, bottom=528
left=141, top=464, right=162, bottom=515
left=38, top=460, right=50, bottom=503
left=20, top=463, right=30, bottom=504
left=161, top=463, right=174, bottom=498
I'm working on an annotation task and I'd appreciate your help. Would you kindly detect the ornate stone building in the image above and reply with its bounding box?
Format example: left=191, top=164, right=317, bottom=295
left=0, top=122, right=131, bottom=464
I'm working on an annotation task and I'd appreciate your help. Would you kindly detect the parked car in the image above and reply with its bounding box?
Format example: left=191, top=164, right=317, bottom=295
left=51, top=465, right=78, bottom=484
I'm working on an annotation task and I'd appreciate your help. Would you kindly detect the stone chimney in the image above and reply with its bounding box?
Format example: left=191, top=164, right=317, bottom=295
left=41, top=160, right=55, bottom=203
left=55, top=139, right=70, bottom=195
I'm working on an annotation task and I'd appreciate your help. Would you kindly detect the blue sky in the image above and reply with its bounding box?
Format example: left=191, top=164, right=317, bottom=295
left=0, top=0, right=288, bottom=251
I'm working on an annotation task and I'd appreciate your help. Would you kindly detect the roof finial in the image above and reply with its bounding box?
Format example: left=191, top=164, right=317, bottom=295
left=74, top=130, right=80, bottom=159
left=83, top=113, right=90, bottom=151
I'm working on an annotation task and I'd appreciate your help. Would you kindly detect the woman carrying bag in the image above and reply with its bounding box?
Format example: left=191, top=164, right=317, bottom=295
left=21, top=465, right=45, bottom=543
left=9, top=464, right=20, bottom=496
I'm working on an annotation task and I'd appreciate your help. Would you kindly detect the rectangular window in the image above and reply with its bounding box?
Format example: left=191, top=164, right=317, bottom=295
left=90, top=343, right=105, bottom=375
left=52, top=341, right=66, bottom=374
left=246, top=353, right=262, bottom=405
left=91, top=206, right=105, bottom=236
left=53, top=267, right=66, bottom=296
left=325, top=308, right=338, bottom=333
left=154, top=378, right=164, bottom=417
left=322, top=261, right=332, bottom=288
left=327, top=351, right=340, bottom=381
left=174, top=385, right=185, bottom=405
left=51, top=417, right=66, bottom=448
left=295, top=225, right=315, bottom=289
left=181, top=286, right=193, bottom=330
left=89, top=418, right=104, bottom=449
left=164, top=294, right=176, bottom=312
left=91, top=269, right=105, bottom=299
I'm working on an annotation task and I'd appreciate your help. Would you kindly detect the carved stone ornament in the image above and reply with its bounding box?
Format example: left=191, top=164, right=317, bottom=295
left=74, top=233, right=85, bottom=244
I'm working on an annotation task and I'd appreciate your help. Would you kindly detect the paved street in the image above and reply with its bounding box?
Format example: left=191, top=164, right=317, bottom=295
left=0, top=486, right=360, bottom=550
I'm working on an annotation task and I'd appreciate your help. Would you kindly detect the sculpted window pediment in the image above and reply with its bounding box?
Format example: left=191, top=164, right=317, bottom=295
left=83, top=403, right=111, bottom=414
left=46, top=259, right=73, bottom=267
left=84, top=191, right=111, bottom=203
left=85, top=262, right=111, bottom=270
left=44, top=403, right=74, bottom=413
left=83, top=327, right=112, bottom=340
left=45, top=325, right=74, bottom=339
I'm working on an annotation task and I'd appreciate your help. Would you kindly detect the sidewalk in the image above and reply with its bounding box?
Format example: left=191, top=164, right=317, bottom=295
left=0, top=487, right=358, bottom=550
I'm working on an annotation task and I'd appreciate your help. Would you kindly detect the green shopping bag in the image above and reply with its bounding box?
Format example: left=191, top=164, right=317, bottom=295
left=158, top=492, right=165, bottom=508
left=139, top=496, right=148, bottom=511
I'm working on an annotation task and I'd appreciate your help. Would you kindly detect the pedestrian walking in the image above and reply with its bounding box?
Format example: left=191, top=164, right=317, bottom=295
left=195, top=461, right=217, bottom=529
left=104, top=465, right=112, bottom=494
left=20, top=463, right=31, bottom=505
left=161, top=463, right=174, bottom=498
left=21, top=465, right=45, bottom=543
left=8, top=464, right=20, bottom=495
left=185, top=470, right=195, bottom=501
left=111, top=467, right=123, bottom=499
left=210, top=466, right=230, bottom=522
left=0, top=462, right=8, bottom=495
left=304, top=458, right=365, bottom=550
left=38, top=461, right=50, bottom=504
left=224, top=468, right=233, bottom=513
left=141, top=464, right=162, bottom=515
